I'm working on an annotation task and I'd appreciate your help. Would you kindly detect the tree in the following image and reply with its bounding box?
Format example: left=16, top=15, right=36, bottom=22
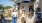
left=0, top=4, right=4, bottom=9
left=0, top=4, right=12, bottom=10
left=4, top=6, right=12, bottom=9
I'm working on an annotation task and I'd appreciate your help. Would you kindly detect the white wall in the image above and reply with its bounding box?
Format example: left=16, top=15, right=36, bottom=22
left=35, top=0, right=42, bottom=12
left=39, top=0, right=42, bottom=12
left=20, top=3, right=29, bottom=13
left=20, top=3, right=34, bottom=13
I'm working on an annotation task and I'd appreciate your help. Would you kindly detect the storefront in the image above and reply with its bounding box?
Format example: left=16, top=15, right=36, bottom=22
left=17, top=1, right=34, bottom=14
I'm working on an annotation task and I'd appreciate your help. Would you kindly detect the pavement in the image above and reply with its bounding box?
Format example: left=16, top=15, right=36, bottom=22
left=5, top=17, right=28, bottom=23
left=4, top=14, right=40, bottom=23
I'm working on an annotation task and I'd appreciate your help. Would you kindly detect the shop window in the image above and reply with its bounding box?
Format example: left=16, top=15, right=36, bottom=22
left=29, top=5, right=34, bottom=13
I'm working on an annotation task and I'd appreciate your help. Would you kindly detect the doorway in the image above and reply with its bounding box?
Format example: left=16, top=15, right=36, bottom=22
left=29, top=5, right=34, bottom=13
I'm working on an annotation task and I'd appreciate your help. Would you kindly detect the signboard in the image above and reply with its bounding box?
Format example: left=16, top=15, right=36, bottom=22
left=37, top=12, right=42, bottom=19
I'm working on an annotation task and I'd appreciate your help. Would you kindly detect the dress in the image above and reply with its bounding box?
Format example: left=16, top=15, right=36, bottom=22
left=21, top=13, right=26, bottom=23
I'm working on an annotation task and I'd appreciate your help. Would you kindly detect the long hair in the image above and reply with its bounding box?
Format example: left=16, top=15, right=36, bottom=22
left=13, top=9, right=14, bottom=12
left=22, top=6, right=24, bottom=9
left=13, top=8, right=16, bottom=12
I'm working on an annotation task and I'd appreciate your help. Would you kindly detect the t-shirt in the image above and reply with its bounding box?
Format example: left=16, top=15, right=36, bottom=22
left=12, top=12, right=18, bottom=17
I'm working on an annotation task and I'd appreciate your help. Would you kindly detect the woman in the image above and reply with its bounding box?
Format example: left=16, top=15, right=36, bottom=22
left=21, top=9, right=27, bottom=23
left=12, top=8, right=18, bottom=23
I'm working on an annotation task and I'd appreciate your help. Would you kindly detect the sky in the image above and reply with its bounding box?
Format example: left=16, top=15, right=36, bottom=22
left=0, top=0, right=30, bottom=7
left=0, top=0, right=14, bottom=6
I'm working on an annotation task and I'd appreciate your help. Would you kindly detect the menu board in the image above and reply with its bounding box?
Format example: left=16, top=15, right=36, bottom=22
left=37, top=13, right=42, bottom=19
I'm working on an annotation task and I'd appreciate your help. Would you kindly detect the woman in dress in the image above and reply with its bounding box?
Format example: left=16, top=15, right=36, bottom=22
left=21, top=8, right=27, bottom=23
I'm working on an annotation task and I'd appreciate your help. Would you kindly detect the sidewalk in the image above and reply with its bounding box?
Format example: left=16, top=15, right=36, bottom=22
left=5, top=17, right=22, bottom=23
left=5, top=17, right=33, bottom=23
